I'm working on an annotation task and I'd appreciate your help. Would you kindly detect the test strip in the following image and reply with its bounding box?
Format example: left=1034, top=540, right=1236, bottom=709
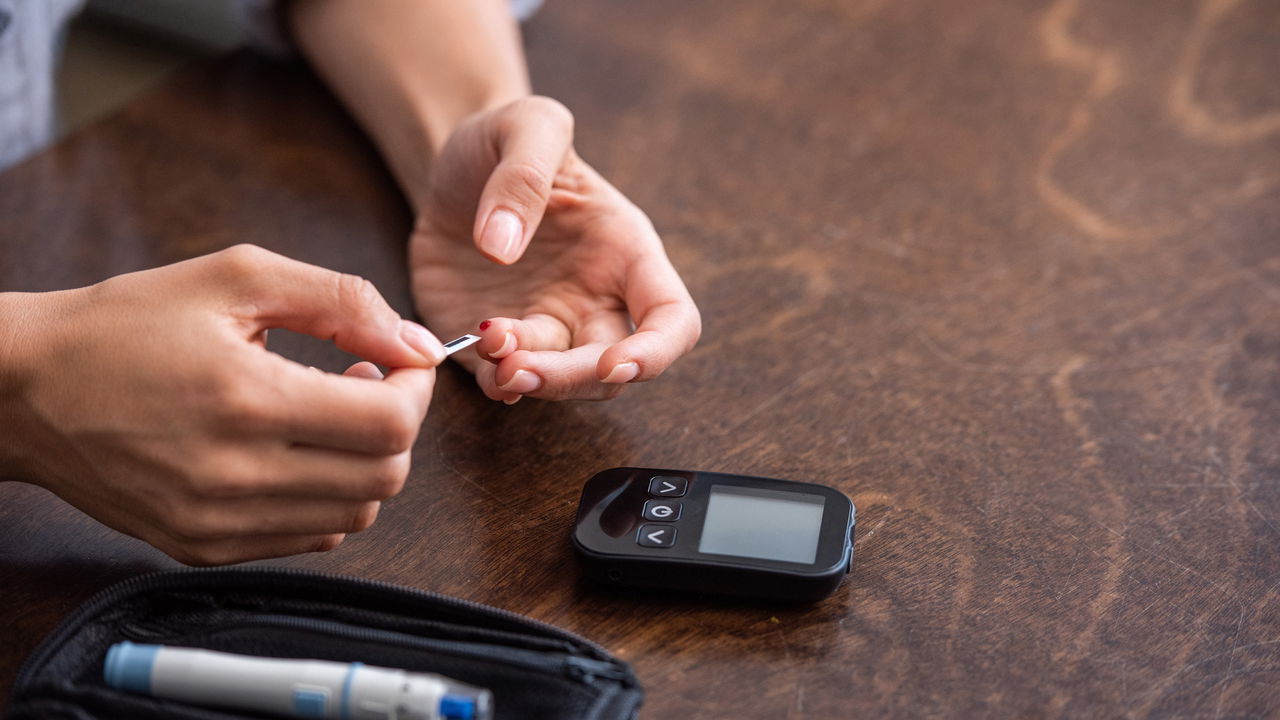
left=442, top=334, right=481, bottom=356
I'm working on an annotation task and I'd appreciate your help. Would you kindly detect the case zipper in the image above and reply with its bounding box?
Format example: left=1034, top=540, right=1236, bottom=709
left=226, top=613, right=628, bottom=683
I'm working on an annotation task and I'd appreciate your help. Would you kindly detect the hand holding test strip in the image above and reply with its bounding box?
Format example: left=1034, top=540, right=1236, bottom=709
left=0, top=1, right=703, bottom=570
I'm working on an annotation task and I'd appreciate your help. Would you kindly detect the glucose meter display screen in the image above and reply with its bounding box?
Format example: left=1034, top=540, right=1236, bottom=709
left=697, top=485, right=826, bottom=564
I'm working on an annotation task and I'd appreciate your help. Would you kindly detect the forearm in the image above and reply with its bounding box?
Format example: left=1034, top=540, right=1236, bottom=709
left=288, top=0, right=531, bottom=213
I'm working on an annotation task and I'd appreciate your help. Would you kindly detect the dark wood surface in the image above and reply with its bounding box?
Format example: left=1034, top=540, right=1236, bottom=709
left=3, top=0, right=1279, bottom=716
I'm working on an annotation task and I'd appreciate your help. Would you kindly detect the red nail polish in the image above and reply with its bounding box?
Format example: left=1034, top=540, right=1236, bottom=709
left=479, top=320, right=492, bottom=331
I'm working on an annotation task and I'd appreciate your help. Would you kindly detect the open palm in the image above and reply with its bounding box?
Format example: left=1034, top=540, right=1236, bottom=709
left=409, top=97, right=700, bottom=403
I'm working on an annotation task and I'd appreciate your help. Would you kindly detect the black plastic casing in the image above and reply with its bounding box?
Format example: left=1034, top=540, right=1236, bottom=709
left=572, top=468, right=855, bottom=603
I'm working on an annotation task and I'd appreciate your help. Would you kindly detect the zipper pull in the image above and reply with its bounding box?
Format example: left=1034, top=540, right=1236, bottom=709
left=563, top=656, right=634, bottom=685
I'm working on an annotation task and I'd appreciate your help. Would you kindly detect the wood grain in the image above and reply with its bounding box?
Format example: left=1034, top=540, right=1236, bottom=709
left=2, top=0, right=1278, bottom=716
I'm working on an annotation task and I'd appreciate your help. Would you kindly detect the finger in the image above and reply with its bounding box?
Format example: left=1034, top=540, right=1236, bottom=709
left=179, top=497, right=382, bottom=541
left=475, top=313, right=572, bottom=362
left=474, top=98, right=575, bottom=264
left=200, top=443, right=413, bottom=502
left=343, top=361, right=385, bottom=380
left=260, top=358, right=434, bottom=455
left=169, top=533, right=348, bottom=566
left=485, top=345, right=630, bottom=402
left=596, top=251, right=702, bottom=384
left=216, top=245, right=446, bottom=368
left=473, top=362, right=522, bottom=404
left=380, top=366, right=436, bottom=419
left=478, top=311, right=632, bottom=402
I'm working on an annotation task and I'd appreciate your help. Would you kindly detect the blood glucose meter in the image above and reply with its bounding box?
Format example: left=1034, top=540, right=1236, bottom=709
left=572, top=468, right=855, bottom=602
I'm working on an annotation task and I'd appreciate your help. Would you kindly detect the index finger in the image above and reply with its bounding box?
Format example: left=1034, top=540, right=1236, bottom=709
left=218, top=245, right=446, bottom=369
left=262, top=356, right=435, bottom=455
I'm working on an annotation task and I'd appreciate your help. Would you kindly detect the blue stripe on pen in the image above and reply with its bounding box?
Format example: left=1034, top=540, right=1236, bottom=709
left=340, top=662, right=363, bottom=720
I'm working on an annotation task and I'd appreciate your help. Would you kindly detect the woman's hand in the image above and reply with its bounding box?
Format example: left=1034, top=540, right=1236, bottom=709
left=0, top=245, right=443, bottom=565
left=410, top=97, right=701, bottom=403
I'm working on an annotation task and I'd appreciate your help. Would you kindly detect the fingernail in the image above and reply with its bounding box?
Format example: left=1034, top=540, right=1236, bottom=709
left=499, top=369, right=541, bottom=394
left=316, top=534, right=346, bottom=553
left=480, top=209, right=523, bottom=263
left=602, top=361, right=639, bottom=384
left=503, top=395, right=522, bottom=406
left=400, top=321, right=446, bottom=365
left=490, top=331, right=517, bottom=359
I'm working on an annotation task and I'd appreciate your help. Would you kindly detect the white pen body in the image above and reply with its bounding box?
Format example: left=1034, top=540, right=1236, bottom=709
left=153, top=648, right=351, bottom=718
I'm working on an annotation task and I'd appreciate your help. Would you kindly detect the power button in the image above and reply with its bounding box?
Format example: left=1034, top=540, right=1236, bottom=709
left=642, top=500, right=682, bottom=522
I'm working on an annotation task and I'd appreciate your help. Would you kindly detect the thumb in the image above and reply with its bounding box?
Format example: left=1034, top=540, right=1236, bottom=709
left=473, top=97, right=575, bottom=265
left=220, top=245, right=445, bottom=368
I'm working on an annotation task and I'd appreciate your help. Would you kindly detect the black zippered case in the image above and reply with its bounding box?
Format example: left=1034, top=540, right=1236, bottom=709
left=6, top=568, right=642, bottom=720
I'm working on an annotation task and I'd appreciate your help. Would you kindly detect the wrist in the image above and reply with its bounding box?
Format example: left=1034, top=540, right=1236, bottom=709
left=0, top=292, right=45, bottom=395
left=421, top=85, right=530, bottom=153
left=405, top=87, right=529, bottom=213
left=0, top=290, right=71, bottom=481
left=286, top=0, right=531, bottom=217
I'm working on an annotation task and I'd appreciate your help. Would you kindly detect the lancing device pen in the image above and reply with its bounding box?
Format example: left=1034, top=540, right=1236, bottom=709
left=104, top=642, right=493, bottom=720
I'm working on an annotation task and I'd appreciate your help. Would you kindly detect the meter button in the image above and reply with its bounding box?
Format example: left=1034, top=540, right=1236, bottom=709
left=642, top=500, right=682, bottom=522
left=637, top=524, right=677, bottom=548
left=648, top=476, right=688, bottom=497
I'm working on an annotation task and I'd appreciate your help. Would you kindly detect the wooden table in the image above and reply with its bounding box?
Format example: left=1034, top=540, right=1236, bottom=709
left=3, top=0, right=1279, bottom=715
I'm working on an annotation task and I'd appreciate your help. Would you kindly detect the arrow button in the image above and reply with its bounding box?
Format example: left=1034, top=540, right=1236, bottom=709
left=648, top=475, right=688, bottom=497
left=637, top=524, right=677, bottom=548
